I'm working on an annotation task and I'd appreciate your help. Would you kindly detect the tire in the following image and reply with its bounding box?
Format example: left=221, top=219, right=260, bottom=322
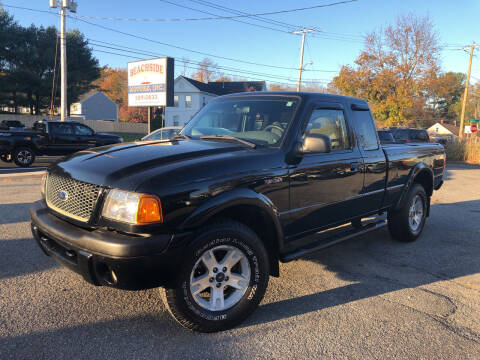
left=161, top=220, right=270, bottom=332
left=0, top=153, right=12, bottom=163
left=388, top=183, right=427, bottom=242
left=13, top=147, right=35, bottom=167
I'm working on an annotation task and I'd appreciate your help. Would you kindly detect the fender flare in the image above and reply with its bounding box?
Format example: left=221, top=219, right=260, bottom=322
left=179, top=188, right=284, bottom=274
left=394, top=162, right=433, bottom=211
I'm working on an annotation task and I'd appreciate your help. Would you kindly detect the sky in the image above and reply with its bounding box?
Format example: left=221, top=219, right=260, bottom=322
left=2, top=0, right=480, bottom=86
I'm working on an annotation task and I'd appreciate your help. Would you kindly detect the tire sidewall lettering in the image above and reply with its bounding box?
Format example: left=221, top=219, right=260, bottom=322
left=184, top=235, right=263, bottom=322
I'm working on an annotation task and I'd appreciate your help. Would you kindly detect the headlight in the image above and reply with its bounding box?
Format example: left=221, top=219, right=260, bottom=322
left=40, top=172, right=47, bottom=198
left=102, top=189, right=163, bottom=224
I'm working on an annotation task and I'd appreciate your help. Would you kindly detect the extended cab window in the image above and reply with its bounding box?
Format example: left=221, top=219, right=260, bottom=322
left=352, top=110, right=379, bottom=150
left=304, top=109, right=350, bottom=150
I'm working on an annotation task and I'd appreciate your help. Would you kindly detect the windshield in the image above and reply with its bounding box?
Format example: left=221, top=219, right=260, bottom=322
left=182, top=97, right=299, bottom=147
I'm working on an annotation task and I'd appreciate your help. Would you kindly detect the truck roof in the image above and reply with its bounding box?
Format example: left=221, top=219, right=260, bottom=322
left=34, top=119, right=80, bottom=124
left=217, top=91, right=369, bottom=105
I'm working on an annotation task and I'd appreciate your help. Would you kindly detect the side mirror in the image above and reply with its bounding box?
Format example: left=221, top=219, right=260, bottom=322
left=301, top=133, right=331, bottom=154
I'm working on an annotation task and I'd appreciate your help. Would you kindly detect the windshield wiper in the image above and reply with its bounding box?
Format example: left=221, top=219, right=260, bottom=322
left=200, top=135, right=256, bottom=148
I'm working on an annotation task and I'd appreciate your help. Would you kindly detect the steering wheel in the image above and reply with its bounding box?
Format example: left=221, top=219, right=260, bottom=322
left=263, top=124, right=284, bottom=134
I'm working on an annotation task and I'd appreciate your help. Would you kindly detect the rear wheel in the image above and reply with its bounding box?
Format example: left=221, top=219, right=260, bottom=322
left=13, top=147, right=35, bottom=167
left=161, top=220, right=269, bottom=332
left=388, top=183, right=427, bottom=242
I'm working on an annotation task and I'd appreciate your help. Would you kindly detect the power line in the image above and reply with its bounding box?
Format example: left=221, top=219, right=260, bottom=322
left=157, top=0, right=290, bottom=34
left=187, top=0, right=298, bottom=31
left=91, top=48, right=322, bottom=87
left=183, top=0, right=365, bottom=43
left=4, top=4, right=332, bottom=72
left=88, top=40, right=332, bottom=83
left=65, top=0, right=357, bottom=23
left=69, top=15, right=341, bottom=72
left=3, top=4, right=324, bottom=71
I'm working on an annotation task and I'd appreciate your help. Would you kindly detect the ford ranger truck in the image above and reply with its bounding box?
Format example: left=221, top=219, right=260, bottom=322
left=30, top=92, right=445, bottom=332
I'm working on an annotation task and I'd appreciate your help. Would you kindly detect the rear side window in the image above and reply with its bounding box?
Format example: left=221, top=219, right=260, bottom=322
left=392, top=129, right=409, bottom=141
left=305, top=109, right=350, bottom=150
left=352, top=109, right=378, bottom=150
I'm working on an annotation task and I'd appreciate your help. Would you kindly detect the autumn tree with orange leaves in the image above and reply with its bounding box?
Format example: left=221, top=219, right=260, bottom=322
left=330, top=14, right=447, bottom=127
left=95, top=68, right=147, bottom=122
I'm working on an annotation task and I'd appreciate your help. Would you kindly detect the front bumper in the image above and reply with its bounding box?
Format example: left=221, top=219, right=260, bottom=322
left=30, top=200, right=192, bottom=289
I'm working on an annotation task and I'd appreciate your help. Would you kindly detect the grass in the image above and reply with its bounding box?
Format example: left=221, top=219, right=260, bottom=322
left=113, top=133, right=145, bottom=142
left=445, top=138, right=480, bottom=164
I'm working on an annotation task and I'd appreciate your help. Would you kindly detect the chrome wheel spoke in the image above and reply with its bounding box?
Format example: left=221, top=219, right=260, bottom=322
left=190, top=274, right=211, bottom=295
left=201, top=250, right=217, bottom=269
left=210, top=287, right=225, bottom=310
left=220, top=249, right=242, bottom=268
left=228, top=273, right=249, bottom=290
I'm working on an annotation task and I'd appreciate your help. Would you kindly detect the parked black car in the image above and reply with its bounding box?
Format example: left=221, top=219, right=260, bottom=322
left=0, top=120, right=123, bottom=167
left=377, top=129, right=396, bottom=144
left=0, top=120, right=26, bottom=131
left=391, top=128, right=430, bottom=143
left=30, top=92, right=445, bottom=332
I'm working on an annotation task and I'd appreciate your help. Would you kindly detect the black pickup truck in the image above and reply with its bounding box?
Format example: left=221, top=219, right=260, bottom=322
left=30, top=92, right=445, bottom=332
left=0, top=120, right=123, bottom=167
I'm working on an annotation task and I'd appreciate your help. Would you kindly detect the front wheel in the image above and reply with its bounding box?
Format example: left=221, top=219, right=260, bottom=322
left=13, top=147, right=35, bottom=167
left=388, top=183, right=427, bottom=242
left=161, top=220, right=270, bottom=332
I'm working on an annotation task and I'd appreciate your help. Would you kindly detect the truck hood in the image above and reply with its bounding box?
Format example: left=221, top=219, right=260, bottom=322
left=49, top=139, right=248, bottom=189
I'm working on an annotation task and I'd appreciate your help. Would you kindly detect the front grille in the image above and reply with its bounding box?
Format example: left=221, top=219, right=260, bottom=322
left=46, top=173, right=102, bottom=222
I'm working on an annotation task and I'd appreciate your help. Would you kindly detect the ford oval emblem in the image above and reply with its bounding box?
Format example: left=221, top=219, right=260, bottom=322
left=58, top=191, right=68, bottom=201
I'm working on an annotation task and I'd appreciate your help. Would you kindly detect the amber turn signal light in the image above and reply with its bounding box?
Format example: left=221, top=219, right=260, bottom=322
left=136, top=195, right=163, bottom=224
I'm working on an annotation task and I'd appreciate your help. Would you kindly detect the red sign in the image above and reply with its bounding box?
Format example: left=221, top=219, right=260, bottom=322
left=472, top=124, right=478, bottom=132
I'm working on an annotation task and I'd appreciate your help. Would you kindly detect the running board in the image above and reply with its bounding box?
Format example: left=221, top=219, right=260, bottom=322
left=280, top=220, right=388, bottom=262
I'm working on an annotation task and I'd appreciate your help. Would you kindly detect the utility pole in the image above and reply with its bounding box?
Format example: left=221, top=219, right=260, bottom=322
left=49, top=0, right=77, bottom=121
left=292, top=28, right=314, bottom=91
left=459, top=43, right=478, bottom=139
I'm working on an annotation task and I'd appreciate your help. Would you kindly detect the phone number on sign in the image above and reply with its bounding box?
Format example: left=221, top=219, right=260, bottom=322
left=135, top=94, right=158, bottom=101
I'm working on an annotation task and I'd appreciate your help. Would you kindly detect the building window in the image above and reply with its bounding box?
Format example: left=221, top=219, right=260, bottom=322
left=174, top=95, right=179, bottom=107
left=173, top=115, right=179, bottom=126
left=185, top=95, right=192, bottom=108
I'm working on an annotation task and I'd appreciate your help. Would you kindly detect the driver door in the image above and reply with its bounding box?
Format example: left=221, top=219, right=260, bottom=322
left=72, top=124, right=97, bottom=151
left=285, top=103, right=364, bottom=240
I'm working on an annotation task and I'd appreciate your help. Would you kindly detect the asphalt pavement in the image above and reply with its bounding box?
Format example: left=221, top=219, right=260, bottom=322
left=0, top=164, right=479, bottom=359
left=0, top=156, right=61, bottom=174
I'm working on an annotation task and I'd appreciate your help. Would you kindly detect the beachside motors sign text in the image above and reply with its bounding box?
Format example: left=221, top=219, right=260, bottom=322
left=127, top=57, right=174, bottom=107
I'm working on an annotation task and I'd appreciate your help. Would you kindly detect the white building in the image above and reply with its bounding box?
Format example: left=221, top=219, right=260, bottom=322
left=427, top=121, right=460, bottom=143
left=164, top=76, right=266, bottom=127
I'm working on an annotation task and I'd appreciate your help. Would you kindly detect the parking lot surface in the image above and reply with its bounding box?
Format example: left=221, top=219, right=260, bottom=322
left=0, top=164, right=479, bottom=359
